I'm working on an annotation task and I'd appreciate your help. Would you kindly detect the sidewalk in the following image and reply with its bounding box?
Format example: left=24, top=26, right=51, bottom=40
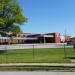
left=0, top=63, right=75, bottom=67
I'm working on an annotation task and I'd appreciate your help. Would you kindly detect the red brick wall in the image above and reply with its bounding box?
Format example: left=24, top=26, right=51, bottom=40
left=54, top=33, right=60, bottom=43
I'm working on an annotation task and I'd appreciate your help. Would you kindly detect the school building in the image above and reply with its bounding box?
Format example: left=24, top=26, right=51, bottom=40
left=0, top=32, right=61, bottom=44
left=0, top=32, right=70, bottom=44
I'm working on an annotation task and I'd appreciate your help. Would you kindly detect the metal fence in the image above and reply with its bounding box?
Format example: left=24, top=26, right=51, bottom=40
left=0, top=43, right=74, bottom=63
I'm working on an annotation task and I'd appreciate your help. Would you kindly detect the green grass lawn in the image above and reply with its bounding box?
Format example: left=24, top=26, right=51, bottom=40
left=0, top=48, right=75, bottom=63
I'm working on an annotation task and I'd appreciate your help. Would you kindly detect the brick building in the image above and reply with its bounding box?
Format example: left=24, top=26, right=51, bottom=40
left=44, top=33, right=60, bottom=43
left=22, top=33, right=61, bottom=43
left=0, top=32, right=61, bottom=44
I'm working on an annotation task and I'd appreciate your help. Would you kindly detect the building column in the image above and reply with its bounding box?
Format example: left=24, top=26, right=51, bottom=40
left=44, top=37, right=46, bottom=43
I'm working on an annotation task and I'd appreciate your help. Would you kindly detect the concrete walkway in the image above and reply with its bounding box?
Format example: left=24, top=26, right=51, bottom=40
left=0, top=63, right=75, bottom=67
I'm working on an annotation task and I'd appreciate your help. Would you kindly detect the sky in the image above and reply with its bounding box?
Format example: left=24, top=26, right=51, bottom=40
left=18, top=0, right=75, bottom=36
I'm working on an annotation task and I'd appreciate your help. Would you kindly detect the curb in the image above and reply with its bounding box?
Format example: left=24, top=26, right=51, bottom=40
left=0, top=63, right=75, bottom=67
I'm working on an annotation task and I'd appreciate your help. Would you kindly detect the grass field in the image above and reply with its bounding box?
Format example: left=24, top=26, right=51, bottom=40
left=0, top=48, right=75, bottom=63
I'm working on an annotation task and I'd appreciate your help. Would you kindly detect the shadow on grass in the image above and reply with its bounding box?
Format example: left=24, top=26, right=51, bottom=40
left=67, top=57, right=75, bottom=59
left=0, top=50, right=7, bottom=54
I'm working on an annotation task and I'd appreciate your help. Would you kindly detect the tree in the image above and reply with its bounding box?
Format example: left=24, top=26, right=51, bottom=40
left=11, top=25, right=23, bottom=34
left=0, top=0, right=27, bottom=35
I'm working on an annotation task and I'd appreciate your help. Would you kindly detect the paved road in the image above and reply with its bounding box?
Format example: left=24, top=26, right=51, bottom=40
left=0, top=71, right=75, bottom=75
